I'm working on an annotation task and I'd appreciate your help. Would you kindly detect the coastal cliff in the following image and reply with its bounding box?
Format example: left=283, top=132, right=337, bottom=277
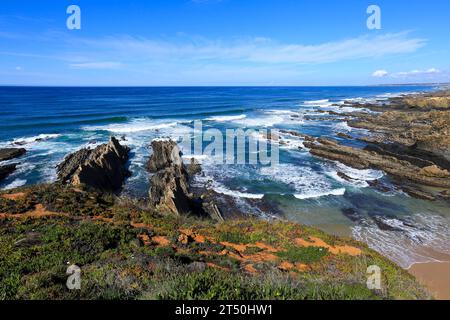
left=0, top=131, right=433, bottom=300
left=0, top=183, right=430, bottom=300
left=1, top=89, right=449, bottom=300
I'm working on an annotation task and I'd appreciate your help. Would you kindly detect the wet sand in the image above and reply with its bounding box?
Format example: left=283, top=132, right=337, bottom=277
left=409, top=261, right=450, bottom=300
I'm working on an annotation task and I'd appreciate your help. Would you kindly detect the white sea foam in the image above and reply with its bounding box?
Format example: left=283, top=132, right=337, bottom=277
left=2, top=179, right=27, bottom=190
left=214, top=184, right=265, bottom=199
left=233, top=114, right=285, bottom=127
left=303, top=99, right=330, bottom=106
left=325, top=162, right=384, bottom=188
left=83, top=119, right=179, bottom=133
left=294, top=188, right=346, bottom=199
left=232, top=109, right=304, bottom=128
left=353, top=213, right=450, bottom=268
left=10, top=134, right=61, bottom=145
left=260, top=164, right=342, bottom=199
left=206, top=114, right=247, bottom=122
left=334, top=121, right=352, bottom=132
left=193, top=174, right=264, bottom=199
left=265, top=109, right=298, bottom=115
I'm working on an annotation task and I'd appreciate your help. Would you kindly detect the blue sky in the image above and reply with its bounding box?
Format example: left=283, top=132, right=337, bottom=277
left=0, top=0, right=449, bottom=86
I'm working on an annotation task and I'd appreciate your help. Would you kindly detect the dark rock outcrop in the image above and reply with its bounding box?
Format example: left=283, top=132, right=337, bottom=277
left=0, top=148, right=26, bottom=162
left=147, top=139, right=223, bottom=220
left=0, top=163, right=18, bottom=182
left=146, top=140, right=182, bottom=172
left=57, top=137, right=130, bottom=191
left=303, top=135, right=450, bottom=200
left=149, top=165, right=193, bottom=215
left=148, top=139, right=207, bottom=217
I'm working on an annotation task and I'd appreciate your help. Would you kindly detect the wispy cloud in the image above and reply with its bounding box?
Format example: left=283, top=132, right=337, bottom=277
left=394, top=68, right=441, bottom=77
left=69, top=61, right=122, bottom=70
left=372, top=68, right=444, bottom=79
left=77, top=32, right=425, bottom=65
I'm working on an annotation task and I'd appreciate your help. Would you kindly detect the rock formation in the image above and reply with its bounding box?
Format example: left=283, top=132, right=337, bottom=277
left=146, top=140, right=182, bottom=172
left=295, top=90, right=450, bottom=201
left=0, top=163, right=18, bottom=182
left=0, top=148, right=26, bottom=181
left=147, top=139, right=224, bottom=220
left=57, top=137, right=130, bottom=191
left=0, top=148, right=26, bottom=162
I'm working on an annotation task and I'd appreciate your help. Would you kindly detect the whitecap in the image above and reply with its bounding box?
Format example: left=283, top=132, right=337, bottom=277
left=11, top=133, right=61, bottom=145
left=294, top=188, right=346, bottom=199
left=303, top=99, right=330, bottom=106
left=206, top=114, right=247, bottom=122
left=233, top=115, right=285, bottom=127
left=353, top=213, right=450, bottom=268
left=193, top=174, right=264, bottom=199
left=325, top=162, right=384, bottom=188
left=2, top=179, right=27, bottom=190
left=334, top=121, right=352, bottom=132
left=83, top=119, right=179, bottom=133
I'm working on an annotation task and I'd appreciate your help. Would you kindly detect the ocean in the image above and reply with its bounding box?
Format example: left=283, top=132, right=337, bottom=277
left=1, top=85, right=450, bottom=268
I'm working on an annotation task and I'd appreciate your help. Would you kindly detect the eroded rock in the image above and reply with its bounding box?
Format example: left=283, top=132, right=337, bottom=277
left=0, top=163, right=18, bottom=182
left=0, top=148, right=26, bottom=162
left=57, top=137, right=130, bottom=191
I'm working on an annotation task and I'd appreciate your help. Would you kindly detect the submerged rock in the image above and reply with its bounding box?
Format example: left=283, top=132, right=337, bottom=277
left=0, top=148, right=26, bottom=162
left=57, top=137, right=130, bottom=191
left=0, top=163, right=18, bottom=182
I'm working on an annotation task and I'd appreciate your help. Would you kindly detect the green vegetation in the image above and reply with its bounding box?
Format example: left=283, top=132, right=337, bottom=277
left=0, top=184, right=432, bottom=300
left=275, top=246, right=329, bottom=264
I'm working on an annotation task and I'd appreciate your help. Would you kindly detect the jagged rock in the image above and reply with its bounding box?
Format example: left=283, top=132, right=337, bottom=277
left=186, top=158, right=202, bottom=176
left=57, top=148, right=93, bottom=183
left=146, top=140, right=182, bottom=172
left=419, top=165, right=450, bottom=178
left=148, top=140, right=192, bottom=215
left=337, top=171, right=355, bottom=182
left=302, top=133, right=450, bottom=200
left=337, top=132, right=353, bottom=140
left=341, top=208, right=362, bottom=223
left=148, top=139, right=226, bottom=220
left=150, top=165, right=192, bottom=215
left=199, top=190, right=225, bottom=222
left=0, top=148, right=26, bottom=161
left=57, top=137, right=130, bottom=191
left=0, top=163, right=18, bottom=181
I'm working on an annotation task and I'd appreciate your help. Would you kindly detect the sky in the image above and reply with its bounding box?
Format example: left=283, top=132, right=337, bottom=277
left=0, top=0, right=449, bottom=86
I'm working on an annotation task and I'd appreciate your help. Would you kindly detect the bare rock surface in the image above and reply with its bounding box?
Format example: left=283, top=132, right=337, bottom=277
left=147, top=139, right=226, bottom=220
left=146, top=139, right=182, bottom=172
left=0, top=148, right=26, bottom=162
left=57, top=137, right=130, bottom=191
left=0, top=163, right=18, bottom=182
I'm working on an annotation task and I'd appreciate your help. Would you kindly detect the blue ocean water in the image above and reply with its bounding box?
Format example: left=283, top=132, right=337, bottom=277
left=1, top=85, right=449, bottom=267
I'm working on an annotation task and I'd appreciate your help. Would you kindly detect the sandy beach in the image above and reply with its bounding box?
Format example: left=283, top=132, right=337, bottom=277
left=409, top=261, right=450, bottom=300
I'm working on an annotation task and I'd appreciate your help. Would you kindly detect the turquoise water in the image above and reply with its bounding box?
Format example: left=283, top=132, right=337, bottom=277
left=1, top=86, right=449, bottom=267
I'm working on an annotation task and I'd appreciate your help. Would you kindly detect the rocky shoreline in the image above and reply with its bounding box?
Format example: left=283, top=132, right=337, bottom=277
left=1, top=89, right=448, bottom=300
left=280, top=89, right=450, bottom=201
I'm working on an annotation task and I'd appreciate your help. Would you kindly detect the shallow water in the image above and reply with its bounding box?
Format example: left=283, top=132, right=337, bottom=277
left=1, top=85, right=449, bottom=268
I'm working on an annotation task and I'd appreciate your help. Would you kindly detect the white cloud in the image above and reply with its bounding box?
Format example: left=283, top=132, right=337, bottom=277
left=394, top=68, right=441, bottom=77
left=78, top=32, right=425, bottom=65
left=69, top=61, right=122, bottom=70
left=372, top=70, right=388, bottom=77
